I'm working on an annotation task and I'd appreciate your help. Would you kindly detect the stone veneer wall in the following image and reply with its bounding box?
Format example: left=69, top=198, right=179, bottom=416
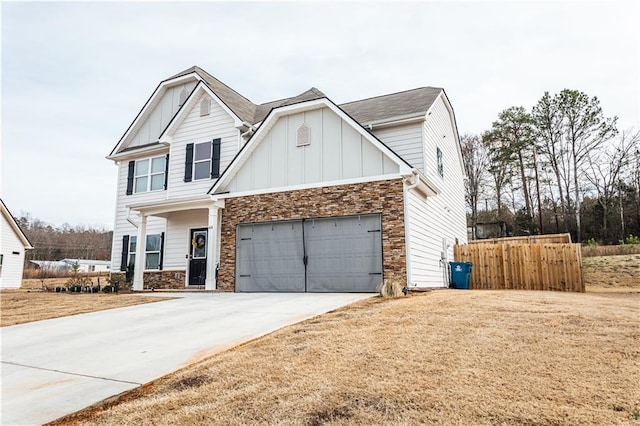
left=109, top=271, right=186, bottom=290
left=142, top=271, right=186, bottom=289
left=218, top=179, right=407, bottom=292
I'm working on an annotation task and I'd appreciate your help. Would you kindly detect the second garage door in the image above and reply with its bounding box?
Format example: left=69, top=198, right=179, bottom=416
left=236, top=214, right=383, bottom=292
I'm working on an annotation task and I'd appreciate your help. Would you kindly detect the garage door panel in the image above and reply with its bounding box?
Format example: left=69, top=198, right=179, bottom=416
left=305, top=214, right=382, bottom=292
left=236, top=221, right=305, bottom=292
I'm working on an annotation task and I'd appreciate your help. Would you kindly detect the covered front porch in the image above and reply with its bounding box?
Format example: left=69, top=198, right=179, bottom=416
left=126, top=196, right=225, bottom=291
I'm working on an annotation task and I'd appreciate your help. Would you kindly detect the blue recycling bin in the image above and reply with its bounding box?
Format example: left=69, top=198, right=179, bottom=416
left=449, top=262, right=472, bottom=289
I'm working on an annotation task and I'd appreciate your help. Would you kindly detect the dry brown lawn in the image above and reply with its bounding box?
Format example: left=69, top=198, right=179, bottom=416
left=584, top=254, right=640, bottom=292
left=52, top=287, right=639, bottom=425
left=0, top=291, right=172, bottom=327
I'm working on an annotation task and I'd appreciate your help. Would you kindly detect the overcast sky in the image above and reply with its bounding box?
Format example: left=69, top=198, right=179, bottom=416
left=2, top=1, right=638, bottom=229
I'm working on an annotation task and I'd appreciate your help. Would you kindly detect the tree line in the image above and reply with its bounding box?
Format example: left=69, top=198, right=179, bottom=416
left=16, top=213, right=113, bottom=264
left=462, top=89, right=640, bottom=244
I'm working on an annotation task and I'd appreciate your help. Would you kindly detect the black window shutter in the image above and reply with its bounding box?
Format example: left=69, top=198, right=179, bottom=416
left=120, top=235, right=130, bottom=271
left=163, top=154, right=170, bottom=190
left=184, top=143, right=194, bottom=182
left=126, top=161, right=135, bottom=195
left=211, top=138, right=221, bottom=178
left=159, top=232, right=165, bottom=270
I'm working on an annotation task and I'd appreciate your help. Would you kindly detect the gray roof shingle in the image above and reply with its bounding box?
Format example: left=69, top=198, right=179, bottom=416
left=339, top=87, right=443, bottom=124
left=167, top=67, right=442, bottom=126
left=170, top=66, right=257, bottom=124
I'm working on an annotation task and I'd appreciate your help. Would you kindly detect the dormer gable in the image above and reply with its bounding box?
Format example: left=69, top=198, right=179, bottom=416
left=209, top=97, right=415, bottom=197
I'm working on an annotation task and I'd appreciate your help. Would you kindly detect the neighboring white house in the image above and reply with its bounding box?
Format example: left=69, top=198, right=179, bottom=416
left=30, top=259, right=111, bottom=273
left=108, top=66, right=467, bottom=292
left=1, top=199, right=33, bottom=288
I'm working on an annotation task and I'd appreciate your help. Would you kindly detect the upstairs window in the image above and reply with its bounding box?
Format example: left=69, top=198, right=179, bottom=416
left=126, top=155, right=169, bottom=195
left=134, top=156, right=167, bottom=193
left=184, top=139, right=221, bottom=182
left=193, top=142, right=212, bottom=180
left=437, top=147, right=444, bottom=177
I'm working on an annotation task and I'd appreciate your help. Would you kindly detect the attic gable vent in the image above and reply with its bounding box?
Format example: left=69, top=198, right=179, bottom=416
left=296, top=123, right=310, bottom=147
left=200, top=98, right=210, bottom=116
left=178, top=88, right=188, bottom=106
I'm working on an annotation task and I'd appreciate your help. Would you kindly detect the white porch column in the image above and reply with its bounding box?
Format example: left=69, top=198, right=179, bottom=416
left=133, top=214, right=147, bottom=291
left=205, top=200, right=225, bottom=290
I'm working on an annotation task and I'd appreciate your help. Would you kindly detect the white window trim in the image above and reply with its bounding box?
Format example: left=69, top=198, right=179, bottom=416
left=128, top=236, right=137, bottom=267
left=134, top=156, right=166, bottom=193
left=145, top=234, right=162, bottom=270
left=193, top=142, right=212, bottom=181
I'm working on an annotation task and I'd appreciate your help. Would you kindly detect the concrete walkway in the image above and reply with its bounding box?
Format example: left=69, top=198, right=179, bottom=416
left=0, top=292, right=371, bottom=425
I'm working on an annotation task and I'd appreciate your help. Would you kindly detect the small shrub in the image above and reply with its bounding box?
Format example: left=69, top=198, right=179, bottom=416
left=587, top=238, right=598, bottom=248
left=377, top=280, right=406, bottom=298
left=625, top=234, right=639, bottom=245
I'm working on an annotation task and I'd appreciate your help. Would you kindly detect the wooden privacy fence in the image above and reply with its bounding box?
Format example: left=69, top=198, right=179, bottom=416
left=467, top=233, right=572, bottom=245
left=454, top=242, right=584, bottom=292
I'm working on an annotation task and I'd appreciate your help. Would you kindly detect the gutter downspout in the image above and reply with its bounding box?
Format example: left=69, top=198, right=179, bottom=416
left=126, top=208, right=138, bottom=228
left=402, top=169, right=421, bottom=288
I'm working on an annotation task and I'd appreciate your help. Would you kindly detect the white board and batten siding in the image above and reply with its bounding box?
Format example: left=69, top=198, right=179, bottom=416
left=167, top=93, right=239, bottom=199
left=406, top=94, right=467, bottom=287
left=224, top=107, right=399, bottom=193
left=371, top=122, right=424, bottom=173
left=128, top=80, right=198, bottom=149
left=1, top=214, right=27, bottom=288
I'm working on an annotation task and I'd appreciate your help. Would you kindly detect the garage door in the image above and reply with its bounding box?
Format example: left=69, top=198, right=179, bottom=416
left=236, top=214, right=383, bottom=292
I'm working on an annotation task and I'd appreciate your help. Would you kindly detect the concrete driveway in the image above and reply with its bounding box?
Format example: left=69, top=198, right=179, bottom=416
left=1, top=292, right=371, bottom=425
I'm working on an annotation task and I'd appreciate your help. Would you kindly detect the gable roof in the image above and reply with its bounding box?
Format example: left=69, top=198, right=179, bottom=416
left=110, top=66, right=448, bottom=158
left=252, top=87, right=327, bottom=124
left=340, top=87, right=442, bottom=124
left=0, top=199, right=33, bottom=249
left=175, top=66, right=257, bottom=124
left=208, top=96, right=413, bottom=196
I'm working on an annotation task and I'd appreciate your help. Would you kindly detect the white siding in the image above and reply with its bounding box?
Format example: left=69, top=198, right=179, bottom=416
left=225, top=107, right=400, bottom=193
left=129, top=81, right=198, bottom=149
left=109, top=159, right=167, bottom=271
left=406, top=95, right=467, bottom=288
left=0, top=214, right=27, bottom=288
left=110, top=91, right=241, bottom=272
left=164, top=210, right=207, bottom=270
left=372, top=122, right=424, bottom=173
left=168, top=93, right=239, bottom=198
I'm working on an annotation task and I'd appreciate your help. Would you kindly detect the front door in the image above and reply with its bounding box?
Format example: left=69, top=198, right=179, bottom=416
left=189, top=228, right=207, bottom=286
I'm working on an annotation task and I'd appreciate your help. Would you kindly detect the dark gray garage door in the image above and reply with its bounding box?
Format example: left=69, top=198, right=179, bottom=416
left=236, top=214, right=382, bottom=292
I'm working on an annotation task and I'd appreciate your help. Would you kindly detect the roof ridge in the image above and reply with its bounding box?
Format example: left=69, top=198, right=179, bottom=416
left=340, top=86, right=442, bottom=106
left=193, top=66, right=257, bottom=107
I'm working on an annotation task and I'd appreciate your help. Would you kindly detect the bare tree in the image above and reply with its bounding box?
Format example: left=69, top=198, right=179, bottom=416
left=460, top=134, right=488, bottom=239
left=585, top=130, right=639, bottom=241
left=558, top=90, right=618, bottom=242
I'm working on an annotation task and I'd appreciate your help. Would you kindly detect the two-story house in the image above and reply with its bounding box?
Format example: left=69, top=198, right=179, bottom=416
left=107, top=66, right=467, bottom=292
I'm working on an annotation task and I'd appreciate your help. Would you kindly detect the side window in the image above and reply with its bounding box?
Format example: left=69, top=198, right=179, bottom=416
left=128, top=236, right=137, bottom=267
left=437, top=147, right=444, bottom=177
left=145, top=233, right=164, bottom=270
left=127, top=156, right=167, bottom=194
